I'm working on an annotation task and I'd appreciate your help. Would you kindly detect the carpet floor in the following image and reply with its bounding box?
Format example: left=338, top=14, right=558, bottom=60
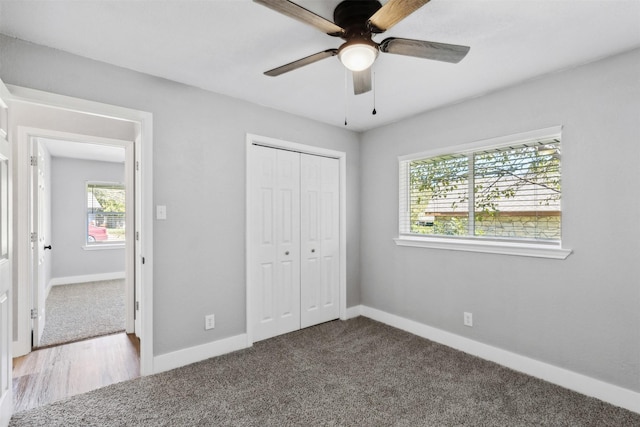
left=11, top=317, right=640, bottom=426
left=38, top=279, right=126, bottom=348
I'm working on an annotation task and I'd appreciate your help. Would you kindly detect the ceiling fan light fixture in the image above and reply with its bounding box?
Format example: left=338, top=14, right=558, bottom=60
left=338, top=41, right=378, bottom=72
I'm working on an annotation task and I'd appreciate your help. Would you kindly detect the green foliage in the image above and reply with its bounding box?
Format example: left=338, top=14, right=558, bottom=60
left=409, top=142, right=561, bottom=238
left=92, top=186, right=125, bottom=213
left=474, top=146, right=560, bottom=215
left=89, top=185, right=126, bottom=230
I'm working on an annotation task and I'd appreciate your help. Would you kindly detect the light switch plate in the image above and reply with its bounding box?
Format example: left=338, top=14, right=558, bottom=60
left=156, top=205, right=167, bottom=220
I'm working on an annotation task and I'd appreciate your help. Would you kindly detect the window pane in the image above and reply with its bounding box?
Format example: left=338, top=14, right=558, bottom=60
left=473, top=141, right=561, bottom=240
left=409, top=155, right=469, bottom=236
left=87, top=183, right=126, bottom=245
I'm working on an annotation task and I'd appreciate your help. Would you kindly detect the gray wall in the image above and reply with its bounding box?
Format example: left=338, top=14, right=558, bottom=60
left=360, top=48, right=640, bottom=392
left=50, top=157, right=125, bottom=279
left=0, top=34, right=362, bottom=356
left=1, top=32, right=637, bottom=395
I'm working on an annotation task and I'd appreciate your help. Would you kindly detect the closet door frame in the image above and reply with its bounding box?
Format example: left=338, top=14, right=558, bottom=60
left=245, top=133, right=347, bottom=346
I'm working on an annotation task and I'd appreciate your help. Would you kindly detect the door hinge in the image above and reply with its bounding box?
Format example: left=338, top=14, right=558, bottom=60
left=142, top=256, right=145, bottom=265
left=136, top=161, right=140, bottom=171
left=30, top=308, right=38, bottom=319
left=30, top=232, right=37, bottom=243
left=136, top=231, right=140, bottom=241
left=30, top=156, right=37, bottom=166
left=135, top=301, right=140, bottom=311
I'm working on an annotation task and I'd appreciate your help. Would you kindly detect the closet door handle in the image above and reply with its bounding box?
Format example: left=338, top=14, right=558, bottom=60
left=44, top=245, right=52, bottom=250
left=311, top=249, right=315, bottom=253
left=285, top=251, right=290, bottom=255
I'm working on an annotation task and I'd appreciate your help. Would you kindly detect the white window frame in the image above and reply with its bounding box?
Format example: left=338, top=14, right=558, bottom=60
left=396, top=126, right=572, bottom=259
left=84, top=181, right=126, bottom=250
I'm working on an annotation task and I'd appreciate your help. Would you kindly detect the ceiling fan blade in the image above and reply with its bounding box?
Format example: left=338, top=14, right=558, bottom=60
left=368, top=0, right=430, bottom=32
left=264, top=49, right=338, bottom=76
left=254, top=0, right=344, bottom=36
left=353, top=68, right=372, bottom=95
left=380, top=37, right=470, bottom=63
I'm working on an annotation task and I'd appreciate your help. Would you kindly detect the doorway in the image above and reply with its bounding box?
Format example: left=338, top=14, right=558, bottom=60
left=0, top=84, right=152, bottom=421
left=246, top=134, right=347, bottom=344
left=31, top=136, right=132, bottom=349
left=7, top=85, right=154, bottom=378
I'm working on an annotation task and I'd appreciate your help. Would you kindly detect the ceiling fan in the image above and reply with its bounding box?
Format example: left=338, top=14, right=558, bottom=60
left=254, top=0, right=470, bottom=95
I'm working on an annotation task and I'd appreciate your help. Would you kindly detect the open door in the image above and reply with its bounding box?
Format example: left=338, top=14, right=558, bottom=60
left=29, top=139, right=46, bottom=348
left=133, top=134, right=142, bottom=337
left=0, top=79, right=14, bottom=426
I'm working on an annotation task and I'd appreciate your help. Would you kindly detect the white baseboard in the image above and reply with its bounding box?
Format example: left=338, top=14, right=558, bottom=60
left=49, top=272, right=125, bottom=286
left=12, top=339, right=30, bottom=358
left=153, top=333, right=249, bottom=374
left=359, top=305, right=640, bottom=414
left=345, top=304, right=362, bottom=319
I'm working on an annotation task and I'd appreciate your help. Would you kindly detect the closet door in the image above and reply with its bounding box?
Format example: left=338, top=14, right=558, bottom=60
left=300, top=154, right=340, bottom=328
left=250, top=146, right=301, bottom=342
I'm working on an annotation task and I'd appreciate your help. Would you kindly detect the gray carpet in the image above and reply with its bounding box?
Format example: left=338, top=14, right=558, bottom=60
left=12, top=317, right=639, bottom=426
left=38, top=279, right=126, bottom=347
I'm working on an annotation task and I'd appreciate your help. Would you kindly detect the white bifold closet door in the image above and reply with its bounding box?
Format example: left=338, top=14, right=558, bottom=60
left=251, top=145, right=339, bottom=342
left=299, top=153, right=339, bottom=328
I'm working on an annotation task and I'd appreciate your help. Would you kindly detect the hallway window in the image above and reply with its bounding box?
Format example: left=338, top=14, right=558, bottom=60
left=86, top=182, right=126, bottom=245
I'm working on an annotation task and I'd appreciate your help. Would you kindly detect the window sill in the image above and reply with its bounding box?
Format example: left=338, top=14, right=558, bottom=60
left=394, top=235, right=572, bottom=259
left=83, top=243, right=125, bottom=251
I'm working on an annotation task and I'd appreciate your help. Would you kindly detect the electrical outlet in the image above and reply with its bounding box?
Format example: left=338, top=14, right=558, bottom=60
left=205, top=314, right=215, bottom=330
left=463, top=312, right=473, bottom=327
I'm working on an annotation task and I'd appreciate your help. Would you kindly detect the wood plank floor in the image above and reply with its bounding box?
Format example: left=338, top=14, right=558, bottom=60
left=12, top=333, right=140, bottom=413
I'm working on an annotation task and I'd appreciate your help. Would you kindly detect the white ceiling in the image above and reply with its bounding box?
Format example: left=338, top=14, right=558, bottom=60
left=1, top=0, right=639, bottom=132
left=38, top=137, right=125, bottom=163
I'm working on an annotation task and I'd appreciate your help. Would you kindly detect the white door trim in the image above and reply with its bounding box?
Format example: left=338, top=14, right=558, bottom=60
left=245, top=133, right=347, bottom=346
left=0, top=77, right=13, bottom=427
left=7, top=85, right=154, bottom=375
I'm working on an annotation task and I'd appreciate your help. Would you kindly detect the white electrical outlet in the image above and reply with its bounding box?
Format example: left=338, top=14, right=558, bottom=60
left=463, top=312, right=473, bottom=327
left=205, top=314, right=215, bottom=330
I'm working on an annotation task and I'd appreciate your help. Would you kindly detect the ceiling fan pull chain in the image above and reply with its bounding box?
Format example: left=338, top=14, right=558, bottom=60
left=372, top=70, right=377, bottom=115
left=344, top=68, right=349, bottom=126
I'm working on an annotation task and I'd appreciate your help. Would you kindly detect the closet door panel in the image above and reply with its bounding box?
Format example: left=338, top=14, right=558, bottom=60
left=301, top=154, right=339, bottom=328
left=251, top=146, right=300, bottom=341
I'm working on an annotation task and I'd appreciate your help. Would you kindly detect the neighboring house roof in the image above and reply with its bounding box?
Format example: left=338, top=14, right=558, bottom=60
left=416, top=181, right=561, bottom=215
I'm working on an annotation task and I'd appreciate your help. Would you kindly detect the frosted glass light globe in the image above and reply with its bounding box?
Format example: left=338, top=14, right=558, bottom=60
left=338, top=43, right=378, bottom=72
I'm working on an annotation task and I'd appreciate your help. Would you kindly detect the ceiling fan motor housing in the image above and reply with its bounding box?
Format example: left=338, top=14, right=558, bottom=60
left=334, top=0, right=382, bottom=39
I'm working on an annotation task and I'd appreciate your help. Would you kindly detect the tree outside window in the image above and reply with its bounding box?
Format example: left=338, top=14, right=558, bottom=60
left=87, top=182, right=126, bottom=245
left=407, top=138, right=561, bottom=241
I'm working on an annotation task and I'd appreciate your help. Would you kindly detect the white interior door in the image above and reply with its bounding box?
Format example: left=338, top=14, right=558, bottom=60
left=300, top=154, right=340, bottom=328
left=31, top=141, right=46, bottom=347
left=0, top=80, right=13, bottom=426
left=134, top=139, right=142, bottom=336
left=250, top=145, right=301, bottom=342
left=125, top=142, right=137, bottom=336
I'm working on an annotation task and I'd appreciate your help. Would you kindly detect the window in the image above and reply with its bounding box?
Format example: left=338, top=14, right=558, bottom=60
left=398, top=127, right=571, bottom=259
left=86, top=182, right=125, bottom=246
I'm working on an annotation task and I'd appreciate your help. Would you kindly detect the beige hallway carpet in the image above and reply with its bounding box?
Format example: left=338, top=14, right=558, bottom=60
left=38, top=279, right=125, bottom=347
